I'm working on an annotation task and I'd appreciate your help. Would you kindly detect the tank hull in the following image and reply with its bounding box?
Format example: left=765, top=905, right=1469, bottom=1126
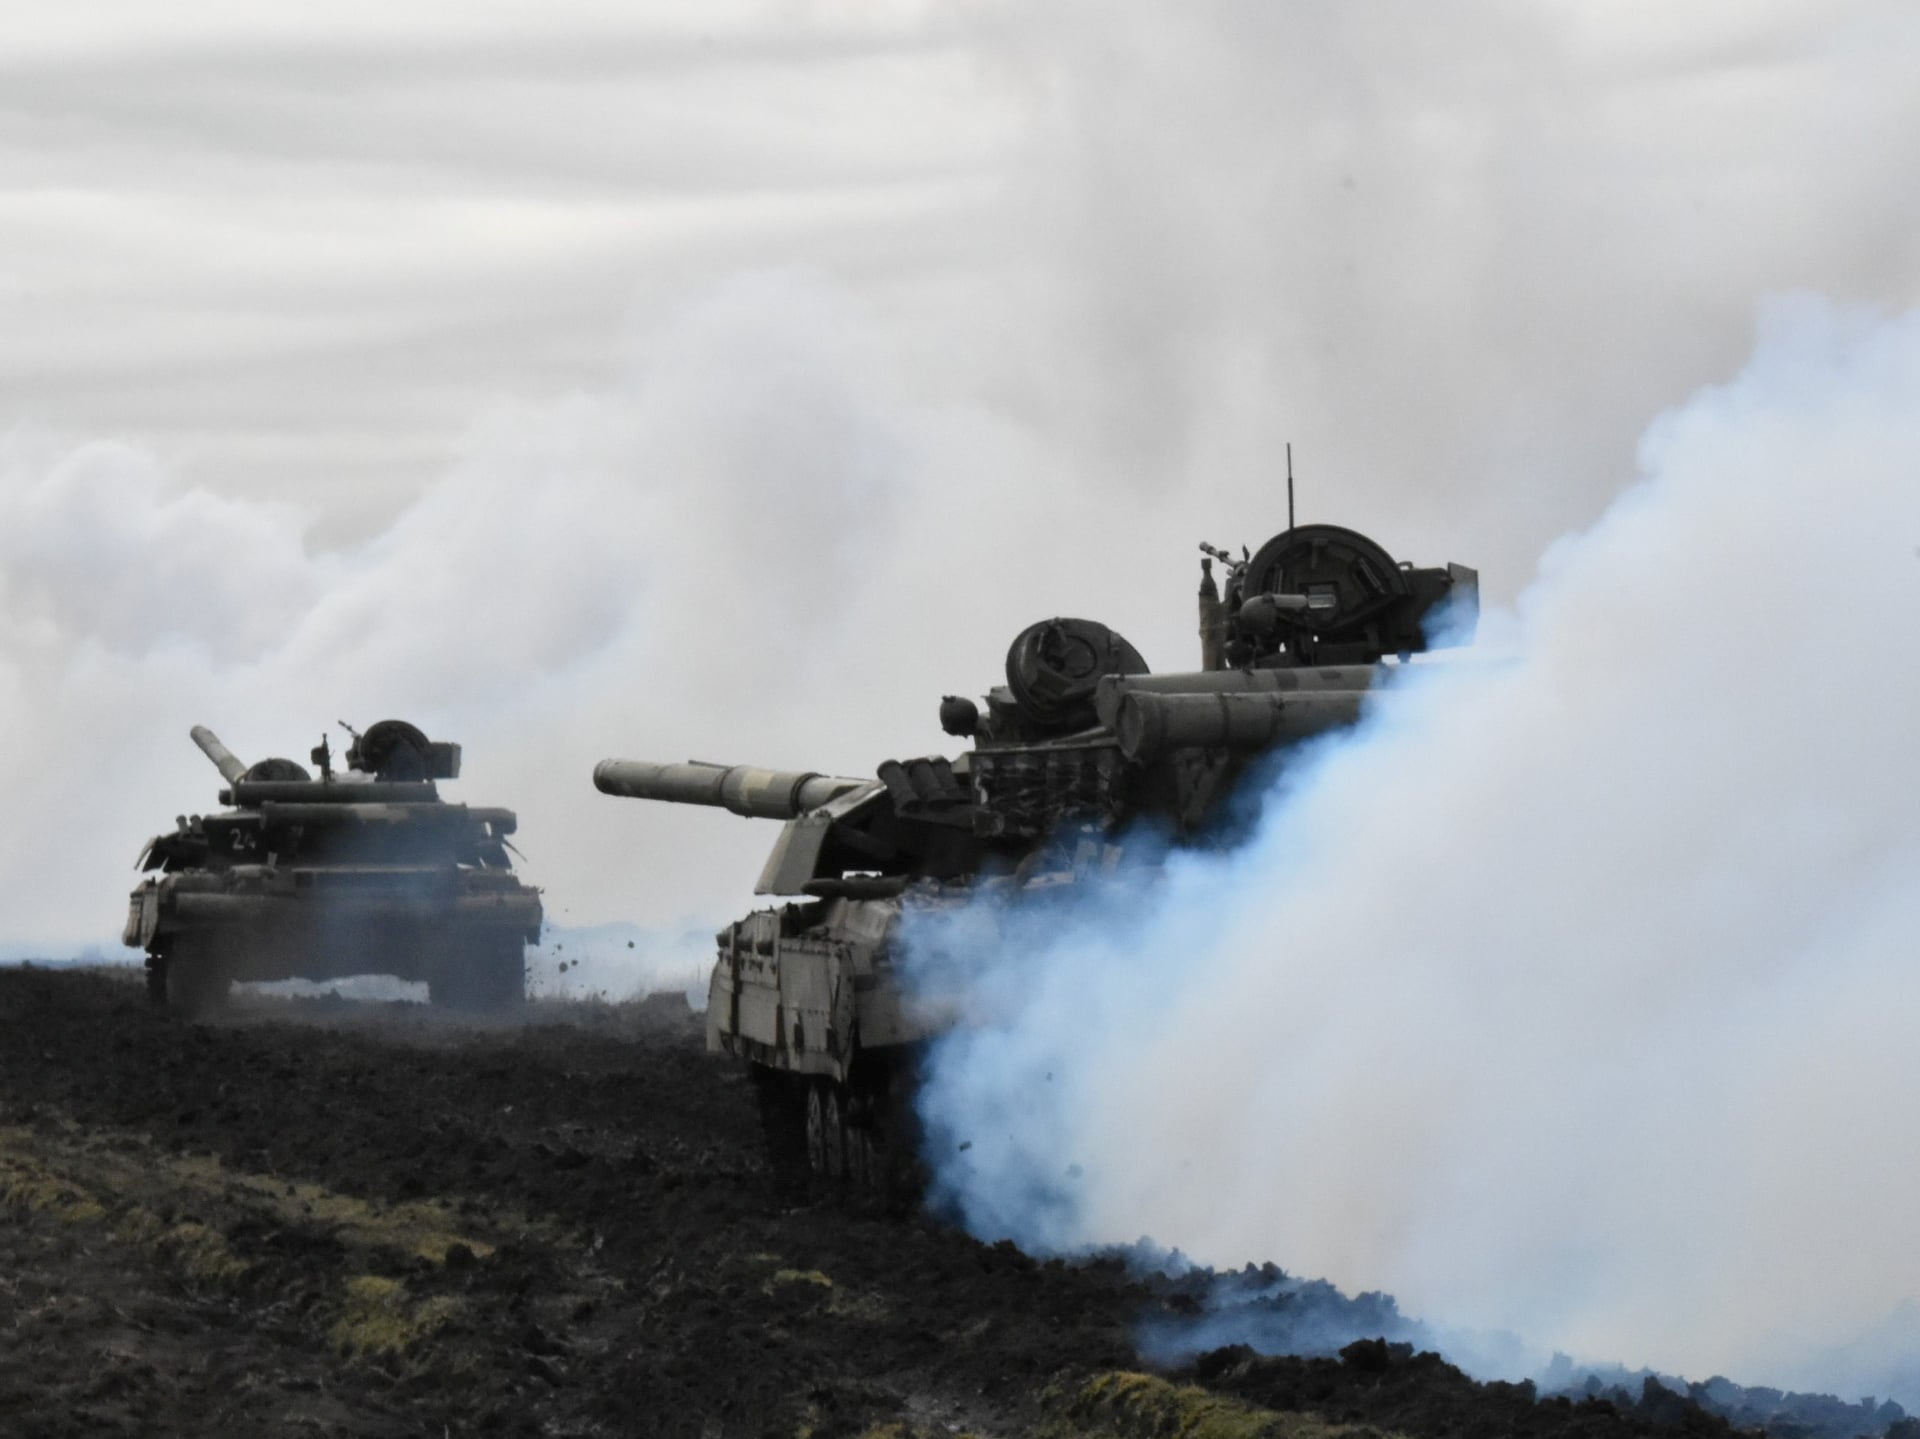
left=706, top=895, right=936, bottom=1079
left=126, top=866, right=541, bottom=1011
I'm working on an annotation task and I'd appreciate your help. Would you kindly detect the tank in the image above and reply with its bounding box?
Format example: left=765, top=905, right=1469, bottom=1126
left=124, top=719, right=543, bottom=1014
left=595, top=522, right=1478, bottom=1196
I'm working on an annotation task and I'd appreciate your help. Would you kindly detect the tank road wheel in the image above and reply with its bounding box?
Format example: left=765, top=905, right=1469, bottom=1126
left=843, top=1105, right=870, bottom=1191
left=163, top=935, right=232, bottom=1019
left=473, top=934, right=527, bottom=1011
left=752, top=1070, right=809, bottom=1198
left=857, top=1067, right=924, bottom=1211
left=429, top=933, right=526, bottom=1013
left=821, top=1083, right=846, bottom=1181
left=870, top=1131, right=902, bottom=1205
left=804, top=1082, right=829, bottom=1176
left=769, top=1072, right=901, bottom=1204
left=841, top=1080, right=892, bottom=1202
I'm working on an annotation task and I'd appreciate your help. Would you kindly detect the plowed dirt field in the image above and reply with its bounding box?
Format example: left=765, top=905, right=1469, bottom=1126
left=0, top=967, right=1856, bottom=1438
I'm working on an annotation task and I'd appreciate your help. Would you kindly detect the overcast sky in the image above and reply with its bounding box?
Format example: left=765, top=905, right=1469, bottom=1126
left=4, top=0, right=1919, bottom=953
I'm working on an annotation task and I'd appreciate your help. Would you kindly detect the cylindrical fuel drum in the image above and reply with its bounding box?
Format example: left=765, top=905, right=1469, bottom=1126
left=1093, top=665, right=1381, bottom=729
left=223, top=781, right=442, bottom=806
left=1113, top=689, right=1368, bottom=762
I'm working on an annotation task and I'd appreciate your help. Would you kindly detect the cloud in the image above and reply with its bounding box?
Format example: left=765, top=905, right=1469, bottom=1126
left=0, top=435, right=319, bottom=662
left=10, top=2, right=1919, bottom=570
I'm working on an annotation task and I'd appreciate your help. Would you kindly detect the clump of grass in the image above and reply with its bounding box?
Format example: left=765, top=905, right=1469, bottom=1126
left=227, top=1169, right=496, bottom=1266
left=766, top=1267, right=834, bottom=1292
left=119, top=1211, right=251, bottom=1285
left=328, top=1274, right=461, bottom=1356
left=1044, top=1371, right=1392, bottom=1439
left=0, top=1147, right=107, bottom=1225
left=3, top=1130, right=259, bottom=1287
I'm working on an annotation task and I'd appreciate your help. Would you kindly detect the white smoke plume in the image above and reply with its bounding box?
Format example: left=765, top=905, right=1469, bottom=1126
left=904, top=296, right=1920, bottom=1401
left=0, top=268, right=1036, bottom=982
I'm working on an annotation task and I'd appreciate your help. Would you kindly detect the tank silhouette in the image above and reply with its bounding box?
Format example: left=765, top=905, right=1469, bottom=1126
left=125, top=719, right=542, bottom=1014
left=596, top=523, right=1477, bottom=1194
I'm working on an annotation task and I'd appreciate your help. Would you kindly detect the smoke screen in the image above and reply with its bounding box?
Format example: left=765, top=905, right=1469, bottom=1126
left=904, top=297, right=1920, bottom=1402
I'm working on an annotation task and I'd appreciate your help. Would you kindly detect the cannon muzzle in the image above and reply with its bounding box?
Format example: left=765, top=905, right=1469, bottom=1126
left=190, top=726, right=249, bottom=785
left=593, top=760, right=871, bottom=820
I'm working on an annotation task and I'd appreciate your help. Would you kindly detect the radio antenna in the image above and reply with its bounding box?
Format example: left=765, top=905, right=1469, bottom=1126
left=1286, top=442, right=1296, bottom=531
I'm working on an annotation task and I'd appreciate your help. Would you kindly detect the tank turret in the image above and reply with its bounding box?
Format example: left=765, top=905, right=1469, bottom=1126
left=1198, top=522, right=1476, bottom=670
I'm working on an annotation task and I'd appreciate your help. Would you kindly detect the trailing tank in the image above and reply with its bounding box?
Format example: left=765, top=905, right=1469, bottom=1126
left=125, top=719, right=542, bottom=1014
left=596, top=522, right=1477, bottom=1196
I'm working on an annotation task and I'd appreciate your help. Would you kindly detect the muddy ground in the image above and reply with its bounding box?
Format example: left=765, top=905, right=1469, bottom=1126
left=0, top=967, right=1900, bottom=1438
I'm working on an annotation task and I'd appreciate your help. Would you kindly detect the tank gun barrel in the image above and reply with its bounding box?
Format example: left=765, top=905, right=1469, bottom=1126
left=189, top=726, right=248, bottom=785
left=593, top=759, right=870, bottom=820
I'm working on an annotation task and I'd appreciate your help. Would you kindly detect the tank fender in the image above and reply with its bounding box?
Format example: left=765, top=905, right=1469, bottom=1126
left=122, top=883, right=161, bottom=948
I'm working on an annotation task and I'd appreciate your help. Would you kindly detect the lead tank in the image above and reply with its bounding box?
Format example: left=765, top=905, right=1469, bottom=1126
left=125, top=719, right=543, bottom=1014
left=596, top=523, right=1477, bottom=1195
